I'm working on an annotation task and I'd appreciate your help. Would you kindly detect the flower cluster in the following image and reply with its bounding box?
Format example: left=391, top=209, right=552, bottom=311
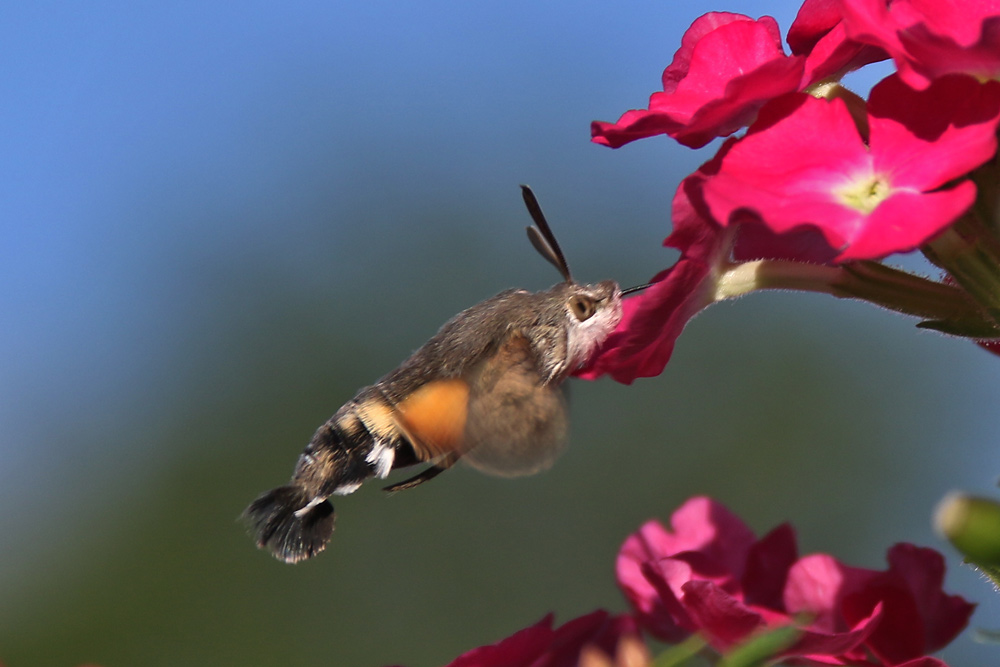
left=620, top=497, right=973, bottom=666
left=421, top=498, right=972, bottom=667
left=578, top=0, right=1000, bottom=384
left=396, top=2, right=994, bottom=665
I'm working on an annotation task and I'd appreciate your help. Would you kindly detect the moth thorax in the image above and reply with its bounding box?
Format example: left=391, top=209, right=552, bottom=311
left=564, top=280, right=622, bottom=370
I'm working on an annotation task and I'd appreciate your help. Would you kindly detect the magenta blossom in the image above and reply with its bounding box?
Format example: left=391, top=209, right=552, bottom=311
left=425, top=611, right=638, bottom=667
left=576, top=177, right=726, bottom=383
left=576, top=153, right=842, bottom=384
left=840, top=0, right=1000, bottom=90
left=701, top=74, right=1000, bottom=262
left=592, top=12, right=805, bottom=149
left=587, top=0, right=1000, bottom=373
left=619, top=497, right=974, bottom=665
left=787, top=0, right=890, bottom=83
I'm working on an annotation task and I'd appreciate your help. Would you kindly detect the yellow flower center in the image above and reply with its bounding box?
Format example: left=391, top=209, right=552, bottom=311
left=835, top=175, right=891, bottom=214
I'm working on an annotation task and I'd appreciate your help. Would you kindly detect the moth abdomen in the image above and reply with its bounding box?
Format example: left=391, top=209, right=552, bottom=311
left=298, top=417, right=377, bottom=496
left=243, top=389, right=419, bottom=562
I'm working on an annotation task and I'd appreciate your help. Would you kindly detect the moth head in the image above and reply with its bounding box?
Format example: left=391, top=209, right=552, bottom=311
left=520, top=185, right=646, bottom=372
left=558, top=280, right=623, bottom=370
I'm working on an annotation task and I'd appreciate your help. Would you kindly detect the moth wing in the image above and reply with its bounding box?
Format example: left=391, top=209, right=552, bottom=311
left=460, top=334, right=569, bottom=477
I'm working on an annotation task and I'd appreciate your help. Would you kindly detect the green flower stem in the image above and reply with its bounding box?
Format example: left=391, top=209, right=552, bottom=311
left=923, top=214, right=1000, bottom=326
left=837, top=261, right=994, bottom=332
left=715, top=259, right=993, bottom=335
left=717, top=626, right=801, bottom=667
left=652, top=635, right=708, bottom=667
left=715, top=259, right=842, bottom=299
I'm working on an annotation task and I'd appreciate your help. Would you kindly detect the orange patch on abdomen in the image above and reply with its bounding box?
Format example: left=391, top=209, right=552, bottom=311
left=393, top=378, right=470, bottom=461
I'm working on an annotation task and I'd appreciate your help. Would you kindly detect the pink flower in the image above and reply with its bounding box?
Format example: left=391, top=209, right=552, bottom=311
left=591, top=13, right=805, bottom=149
left=787, top=0, right=890, bottom=84
left=701, top=74, right=1000, bottom=262
left=432, top=611, right=639, bottom=667
left=840, top=0, right=1000, bottom=90
left=576, top=151, right=840, bottom=384
left=619, top=497, right=974, bottom=665
left=575, top=171, right=729, bottom=383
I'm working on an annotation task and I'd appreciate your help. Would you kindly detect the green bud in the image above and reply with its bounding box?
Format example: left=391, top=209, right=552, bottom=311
left=935, top=492, right=1000, bottom=564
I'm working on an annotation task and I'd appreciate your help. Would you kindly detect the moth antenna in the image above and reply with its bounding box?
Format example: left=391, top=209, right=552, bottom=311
left=521, top=185, right=572, bottom=282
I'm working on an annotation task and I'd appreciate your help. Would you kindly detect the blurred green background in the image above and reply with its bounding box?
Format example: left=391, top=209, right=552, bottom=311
left=3, top=2, right=999, bottom=666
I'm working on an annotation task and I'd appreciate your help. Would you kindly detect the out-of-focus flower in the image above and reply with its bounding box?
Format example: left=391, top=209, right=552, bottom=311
left=591, top=13, right=805, bottom=149
left=701, top=75, right=1000, bottom=262
left=840, top=0, right=1000, bottom=89
left=618, top=496, right=974, bottom=665
left=433, top=611, right=639, bottom=667
left=578, top=634, right=652, bottom=667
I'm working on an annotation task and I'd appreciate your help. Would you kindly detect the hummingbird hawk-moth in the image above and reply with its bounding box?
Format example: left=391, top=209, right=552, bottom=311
left=243, top=186, right=637, bottom=563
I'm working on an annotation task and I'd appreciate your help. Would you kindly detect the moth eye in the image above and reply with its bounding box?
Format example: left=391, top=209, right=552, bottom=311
left=568, top=295, right=597, bottom=321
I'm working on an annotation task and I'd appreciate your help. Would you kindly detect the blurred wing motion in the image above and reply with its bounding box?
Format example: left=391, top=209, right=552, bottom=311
left=460, top=334, right=567, bottom=477
left=391, top=334, right=568, bottom=478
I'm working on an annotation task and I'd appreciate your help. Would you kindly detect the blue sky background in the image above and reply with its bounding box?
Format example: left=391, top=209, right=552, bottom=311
left=3, top=2, right=999, bottom=666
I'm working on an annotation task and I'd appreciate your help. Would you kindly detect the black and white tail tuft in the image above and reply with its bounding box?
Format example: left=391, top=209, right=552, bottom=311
left=242, top=485, right=335, bottom=564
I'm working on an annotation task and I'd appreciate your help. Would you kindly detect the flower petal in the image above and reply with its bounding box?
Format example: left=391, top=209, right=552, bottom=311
left=741, top=524, right=799, bottom=610
left=702, top=80, right=995, bottom=263
left=841, top=0, right=1000, bottom=88
left=885, top=543, right=976, bottom=653
left=576, top=181, right=726, bottom=383
left=788, top=0, right=889, bottom=84
left=441, top=611, right=641, bottom=667
left=592, top=13, right=804, bottom=149
left=788, top=603, right=883, bottom=663
left=893, top=659, right=952, bottom=667
left=445, top=614, right=555, bottom=667
left=784, top=554, right=877, bottom=632
left=615, top=497, right=760, bottom=639
left=617, top=520, right=695, bottom=640
left=868, top=75, right=1000, bottom=191
left=841, top=577, right=927, bottom=664
left=681, top=580, right=766, bottom=649
left=836, top=184, right=976, bottom=261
